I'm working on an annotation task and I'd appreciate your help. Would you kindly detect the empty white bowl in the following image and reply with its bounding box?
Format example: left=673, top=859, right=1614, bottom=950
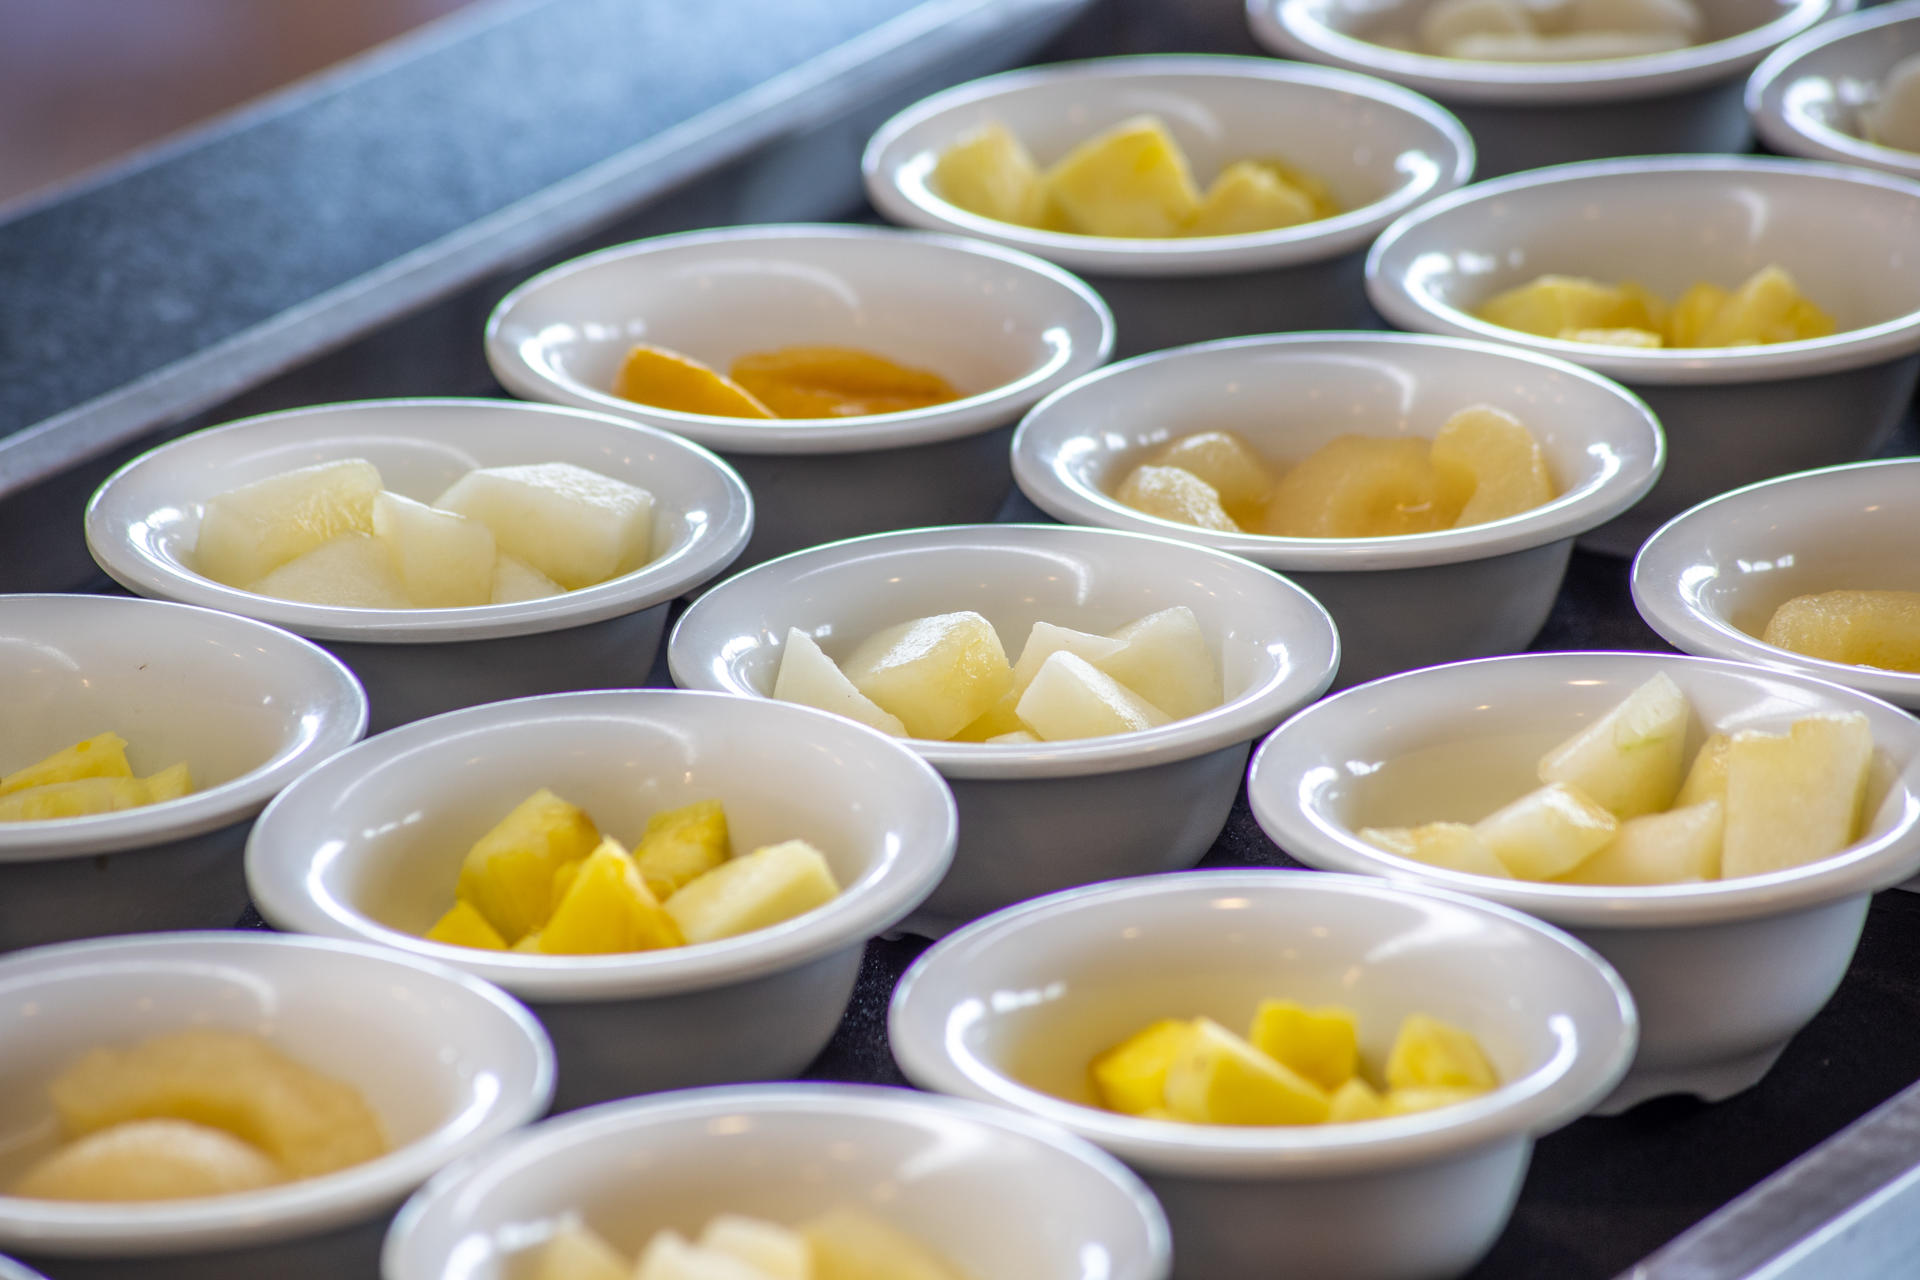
left=383, top=1083, right=1172, bottom=1280
left=85, top=398, right=753, bottom=732
left=1012, top=331, right=1664, bottom=686
left=1250, top=0, right=1847, bottom=176
left=246, top=689, right=956, bottom=1112
left=1248, top=651, right=1920, bottom=1111
left=0, top=932, right=553, bottom=1280
left=1749, top=2, right=1920, bottom=182
left=484, top=224, right=1112, bottom=566
left=0, top=595, right=366, bottom=951
left=863, top=56, right=1473, bottom=355
left=667, top=523, right=1341, bottom=933
left=1366, top=156, right=1920, bottom=554
left=890, top=870, right=1635, bottom=1280
left=1633, top=459, right=1920, bottom=712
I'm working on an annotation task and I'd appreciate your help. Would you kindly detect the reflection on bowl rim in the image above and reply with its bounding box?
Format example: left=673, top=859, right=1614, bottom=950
left=1746, top=3, right=1920, bottom=181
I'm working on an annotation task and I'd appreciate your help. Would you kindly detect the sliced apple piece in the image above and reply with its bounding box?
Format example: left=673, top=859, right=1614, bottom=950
left=1536, top=672, right=1690, bottom=818
left=1721, top=713, right=1873, bottom=878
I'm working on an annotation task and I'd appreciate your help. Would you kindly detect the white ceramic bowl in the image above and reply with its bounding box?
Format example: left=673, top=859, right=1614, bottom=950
left=246, top=689, right=956, bottom=1112
left=667, top=523, right=1341, bottom=933
left=1012, top=332, right=1664, bottom=686
left=0, top=1257, right=44, bottom=1280
left=1749, top=1, right=1920, bottom=182
left=1366, top=156, right=1920, bottom=554
left=383, top=1083, right=1172, bottom=1280
left=484, top=224, right=1112, bottom=566
left=863, top=56, right=1473, bottom=356
left=84, top=398, right=754, bottom=733
left=0, top=932, right=553, bottom=1280
left=1248, top=651, right=1920, bottom=1112
left=1251, top=0, right=1847, bottom=176
left=0, top=595, right=366, bottom=951
left=1632, top=459, right=1920, bottom=712
left=890, top=870, right=1635, bottom=1280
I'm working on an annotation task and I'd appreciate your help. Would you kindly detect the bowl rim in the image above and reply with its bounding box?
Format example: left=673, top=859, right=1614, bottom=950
left=381, top=1081, right=1174, bottom=1279
left=82, top=396, right=756, bottom=643
left=1630, top=457, right=1920, bottom=708
left=482, top=222, right=1116, bottom=451
left=887, top=868, right=1637, bottom=1179
left=1364, top=154, right=1920, bottom=384
left=244, top=689, right=959, bottom=1002
left=1248, top=0, right=1849, bottom=105
left=0, top=931, right=555, bottom=1256
left=0, top=595, right=368, bottom=861
left=1246, top=650, right=1920, bottom=927
left=1010, top=330, right=1667, bottom=570
left=665, top=522, right=1343, bottom=780
left=859, top=53, right=1476, bottom=276
left=1747, top=2, right=1920, bottom=180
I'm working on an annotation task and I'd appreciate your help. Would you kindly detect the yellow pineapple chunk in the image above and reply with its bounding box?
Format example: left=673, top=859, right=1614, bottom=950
left=533, top=1221, right=631, bottom=1280
left=1090, top=1018, right=1198, bottom=1115
left=804, top=1206, right=967, bottom=1280
left=633, top=799, right=732, bottom=901
left=1358, top=823, right=1512, bottom=878
left=1164, top=1018, right=1330, bottom=1125
left=1261, top=435, right=1456, bottom=538
left=663, top=839, right=841, bottom=944
left=1327, top=1077, right=1386, bottom=1123
left=536, top=838, right=683, bottom=954
left=841, top=611, right=1014, bottom=740
left=1247, top=1000, right=1359, bottom=1092
left=1760, top=590, right=1920, bottom=673
left=932, top=121, right=1052, bottom=228
left=0, top=775, right=168, bottom=823
left=12, top=1118, right=283, bottom=1202
left=0, top=732, right=131, bottom=797
left=1721, top=713, right=1873, bottom=878
left=1474, top=275, right=1655, bottom=338
left=1675, top=732, right=1732, bottom=807
left=1473, top=782, right=1617, bottom=880
left=1114, top=464, right=1242, bottom=532
left=1186, top=160, right=1318, bottom=237
left=1665, top=281, right=1729, bottom=347
left=424, top=899, right=508, bottom=950
left=1383, top=1086, right=1490, bottom=1116
left=1384, top=1014, right=1498, bottom=1092
left=1691, top=266, right=1835, bottom=347
left=1430, top=404, right=1556, bottom=528
left=455, top=788, right=601, bottom=943
left=195, top=457, right=382, bottom=587
left=1045, top=116, right=1201, bottom=238
left=1147, top=430, right=1277, bottom=522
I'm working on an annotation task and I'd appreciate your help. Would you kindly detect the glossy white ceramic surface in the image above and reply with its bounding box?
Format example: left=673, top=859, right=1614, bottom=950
left=0, top=1259, right=44, bottom=1280
left=1365, top=157, right=1920, bottom=549
left=247, top=689, right=955, bottom=1110
left=0, top=595, right=367, bottom=950
left=1248, top=652, right=1920, bottom=1109
left=0, top=933, right=552, bottom=1277
left=667, top=523, right=1340, bottom=931
left=890, top=870, right=1634, bottom=1280
left=1012, top=332, right=1663, bottom=684
left=1748, top=2, right=1920, bottom=181
left=1632, top=459, right=1920, bottom=711
left=384, top=1083, right=1172, bottom=1280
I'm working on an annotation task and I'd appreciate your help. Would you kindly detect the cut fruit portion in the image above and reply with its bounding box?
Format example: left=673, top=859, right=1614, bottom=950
left=1675, top=732, right=1731, bottom=807
left=534, top=1221, right=631, bottom=1280
left=1114, top=464, right=1241, bottom=532
left=1419, top=0, right=1531, bottom=53
left=1096, top=605, right=1223, bottom=722
left=1357, top=823, right=1512, bottom=878
left=804, top=1205, right=966, bottom=1280
left=634, top=1231, right=773, bottom=1280
left=699, top=1214, right=811, bottom=1279
left=613, top=344, right=774, bottom=418
left=1, top=732, right=131, bottom=796
left=772, top=628, right=908, bottom=738
left=1760, top=590, right=1920, bottom=673
left=1558, top=327, right=1664, bottom=348
left=633, top=798, right=732, bottom=901
left=1008, top=621, right=1126, bottom=697
left=664, top=839, right=841, bottom=944
left=194, top=457, right=382, bottom=587
left=140, top=762, right=193, bottom=803
left=436, top=462, right=654, bottom=590
left=730, top=346, right=960, bottom=419
left=932, top=120, right=1052, bottom=228
left=1384, top=1014, right=1497, bottom=1092
left=1472, top=782, right=1617, bottom=880
left=1015, top=650, right=1171, bottom=741
left=247, top=532, right=412, bottom=609
left=841, top=611, right=1013, bottom=741
left=1721, top=713, right=1874, bottom=878
left=371, top=490, right=495, bottom=608
left=491, top=553, right=566, bottom=604
left=1536, top=672, right=1690, bottom=819
left=1248, top=1000, right=1359, bottom=1092
left=950, top=692, right=1025, bottom=742
left=1666, top=282, right=1730, bottom=348
left=1147, top=429, right=1277, bottom=520
left=1045, top=116, right=1201, bottom=238
left=1474, top=275, right=1657, bottom=339
left=424, top=900, right=508, bottom=951
left=455, top=788, right=602, bottom=943
left=1327, top=1078, right=1386, bottom=1123
left=1090, top=1018, right=1198, bottom=1115
left=1558, top=799, right=1724, bottom=885
left=0, top=774, right=174, bottom=822
left=1163, top=1018, right=1330, bottom=1125
left=11, top=1118, right=283, bottom=1202
left=1186, top=160, right=1318, bottom=237
left=1384, top=1085, right=1491, bottom=1116
left=536, top=838, right=684, bottom=954
left=1691, top=266, right=1835, bottom=348
left=1429, top=404, right=1556, bottom=528
left=1261, top=435, right=1454, bottom=538
left=988, top=729, right=1038, bottom=744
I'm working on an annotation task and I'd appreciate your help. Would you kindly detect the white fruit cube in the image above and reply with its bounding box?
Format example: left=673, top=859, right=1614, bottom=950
left=841, top=611, right=1013, bottom=740
left=772, top=628, right=907, bottom=737
left=1537, top=673, right=1690, bottom=818
left=1016, top=650, right=1172, bottom=741
left=491, top=554, right=565, bottom=603
left=699, top=1215, right=811, bottom=1279
left=533, top=1221, right=630, bottom=1280
left=635, top=1232, right=774, bottom=1280
left=805, top=1206, right=966, bottom=1280
left=664, top=839, right=841, bottom=944
left=1096, top=605, right=1222, bottom=721
left=1722, top=713, right=1874, bottom=878
left=1009, top=621, right=1125, bottom=696
left=1558, top=800, right=1724, bottom=885
left=372, top=490, right=495, bottom=607
left=246, top=532, right=412, bottom=609
left=1473, top=782, right=1617, bottom=880
left=195, top=458, right=382, bottom=587
left=1359, top=823, right=1512, bottom=878
left=435, top=462, right=653, bottom=590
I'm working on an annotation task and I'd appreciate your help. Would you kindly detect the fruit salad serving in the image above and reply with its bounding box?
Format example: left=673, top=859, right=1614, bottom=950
left=0, top=732, right=192, bottom=822
left=531, top=1207, right=970, bottom=1280
left=1475, top=266, right=1836, bottom=349
left=614, top=343, right=960, bottom=419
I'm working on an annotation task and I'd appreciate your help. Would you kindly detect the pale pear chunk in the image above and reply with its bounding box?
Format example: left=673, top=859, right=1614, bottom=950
left=1865, top=53, right=1920, bottom=153
left=841, top=611, right=1012, bottom=740
left=1430, top=404, right=1556, bottom=528
left=1095, top=605, right=1222, bottom=721
left=1009, top=621, right=1125, bottom=696
left=247, top=532, right=412, bottom=609
left=1674, top=732, right=1731, bottom=807
left=664, top=839, right=841, bottom=944
left=635, top=1230, right=774, bottom=1280
left=1114, top=464, right=1241, bottom=532
left=1536, top=672, right=1690, bottom=818
left=372, top=490, right=495, bottom=607
left=533, top=1220, right=631, bottom=1280
left=1420, top=0, right=1531, bottom=53
left=491, top=554, right=566, bottom=603
left=1016, top=651, right=1172, bottom=741
left=1722, top=713, right=1874, bottom=878
left=1558, top=799, right=1724, bottom=885
left=1146, top=429, right=1276, bottom=518
left=804, top=1206, right=967, bottom=1280
left=195, top=457, right=382, bottom=587
left=1473, top=782, right=1617, bottom=880
left=773, top=628, right=908, bottom=737
left=436, top=462, right=653, bottom=590
left=699, top=1215, right=811, bottom=1279
left=1359, top=822, right=1512, bottom=877
left=12, top=1118, right=283, bottom=1202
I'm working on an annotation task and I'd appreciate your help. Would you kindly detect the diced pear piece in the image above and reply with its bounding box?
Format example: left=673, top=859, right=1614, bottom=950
left=247, top=532, right=412, bottom=609
left=700, top=1215, right=812, bottom=1279
left=1327, top=1078, right=1386, bottom=1123
left=772, top=628, right=908, bottom=738
left=1091, top=1018, right=1199, bottom=1115
left=1864, top=52, right=1920, bottom=153
left=1419, top=0, right=1531, bottom=55
left=533, top=1221, right=631, bottom=1280
left=951, top=692, right=1025, bottom=742
left=1261, top=435, right=1455, bottom=538
left=1248, top=1000, right=1359, bottom=1092
left=1675, top=732, right=1731, bottom=807
left=1163, top=1017, right=1331, bottom=1125
left=12, top=1118, right=283, bottom=1202
left=1537, top=672, right=1691, bottom=819
left=1147, top=430, right=1277, bottom=520
left=456, top=788, right=602, bottom=943
left=613, top=344, right=773, bottom=418
left=1692, top=266, right=1835, bottom=347
left=0, top=776, right=161, bottom=822
left=1096, top=605, right=1222, bottom=722
left=372, top=490, right=496, bottom=607
left=842, top=611, right=1013, bottom=741
left=1558, top=800, right=1724, bottom=885
left=1473, top=782, right=1617, bottom=880
left=195, top=457, right=382, bottom=587
left=1475, top=275, right=1655, bottom=338
left=1760, top=590, right=1920, bottom=673
left=1015, top=651, right=1171, bottom=742
left=1358, top=823, right=1512, bottom=878
left=635, top=1231, right=775, bottom=1280
left=536, top=838, right=683, bottom=954
left=1430, top=404, right=1556, bottom=528
left=1385, top=1014, right=1498, bottom=1092
left=665, top=839, right=841, bottom=944
left=1114, top=465, right=1241, bottom=532
left=1383, top=1086, right=1490, bottom=1115
left=435, top=462, right=653, bottom=590
left=1722, top=713, right=1874, bottom=878
left=804, top=1206, right=966, bottom=1280
left=1186, top=161, right=1318, bottom=237
left=633, top=799, right=732, bottom=901
left=1, top=732, right=131, bottom=796
left=932, top=121, right=1051, bottom=228
left=491, top=553, right=566, bottom=603
left=1045, top=115, right=1201, bottom=238
left=425, top=899, right=508, bottom=950
left=1009, top=621, right=1126, bottom=696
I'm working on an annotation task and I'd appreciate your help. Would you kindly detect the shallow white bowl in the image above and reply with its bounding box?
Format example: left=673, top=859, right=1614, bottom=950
left=1749, top=2, right=1920, bottom=182
left=1012, top=332, right=1664, bottom=685
left=0, top=595, right=366, bottom=951
left=1366, top=156, right=1920, bottom=553
left=863, top=56, right=1472, bottom=355
left=0, top=1260, right=43, bottom=1280
left=1251, top=0, right=1846, bottom=176
left=85, top=398, right=752, bottom=732
left=890, top=870, right=1634, bottom=1280
left=246, top=689, right=955, bottom=1111
left=667, top=523, right=1341, bottom=933
left=383, top=1083, right=1172, bottom=1280
left=0, top=932, right=552, bottom=1280
left=1248, top=651, right=1920, bottom=1111
left=484, top=224, right=1112, bottom=565
left=1632, top=459, right=1920, bottom=712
